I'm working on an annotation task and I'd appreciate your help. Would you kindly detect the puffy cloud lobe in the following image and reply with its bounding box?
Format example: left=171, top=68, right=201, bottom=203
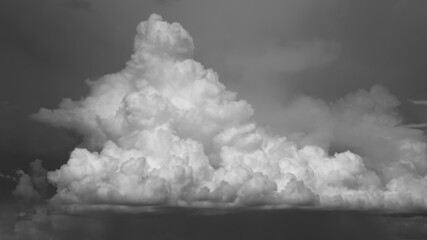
left=34, top=14, right=427, bottom=212
left=275, top=85, right=427, bottom=185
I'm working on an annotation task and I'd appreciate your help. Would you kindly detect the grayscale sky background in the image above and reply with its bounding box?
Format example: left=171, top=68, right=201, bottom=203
left=2, top=1, right=427, bottom=239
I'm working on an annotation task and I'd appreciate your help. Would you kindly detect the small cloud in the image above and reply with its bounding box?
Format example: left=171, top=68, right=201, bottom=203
left=0, top=172, right=17, bottom=182
left=408, top=99, right=427, bottom=105
left=13, top=160, right=48, bottom=203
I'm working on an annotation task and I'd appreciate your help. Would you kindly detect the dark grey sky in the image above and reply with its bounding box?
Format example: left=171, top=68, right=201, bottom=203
left=1, top=0, right=427, bottom=171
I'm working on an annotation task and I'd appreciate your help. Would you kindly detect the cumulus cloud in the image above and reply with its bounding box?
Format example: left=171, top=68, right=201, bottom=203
left=13, top=160, right=48, bottom=202
left=33, top=14, right=427, bottom=212
left=279, top=86, right=427, bottom=177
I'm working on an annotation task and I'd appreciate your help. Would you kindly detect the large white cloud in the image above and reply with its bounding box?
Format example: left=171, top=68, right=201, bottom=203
left=33, top=14, right=427, bottom=212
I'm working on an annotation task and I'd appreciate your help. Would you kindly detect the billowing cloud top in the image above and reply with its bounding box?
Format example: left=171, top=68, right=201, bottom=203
left=33, top=14, right=427, bottom=212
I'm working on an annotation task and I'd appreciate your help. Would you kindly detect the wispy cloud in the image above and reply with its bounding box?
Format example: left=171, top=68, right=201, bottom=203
left=409, top=99, right=427, bottom=105
left=403, top=123, right=427, bottom=128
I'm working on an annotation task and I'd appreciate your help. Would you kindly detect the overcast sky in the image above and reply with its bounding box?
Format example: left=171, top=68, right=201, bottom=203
left=1, top=0, right=427, bottom=183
